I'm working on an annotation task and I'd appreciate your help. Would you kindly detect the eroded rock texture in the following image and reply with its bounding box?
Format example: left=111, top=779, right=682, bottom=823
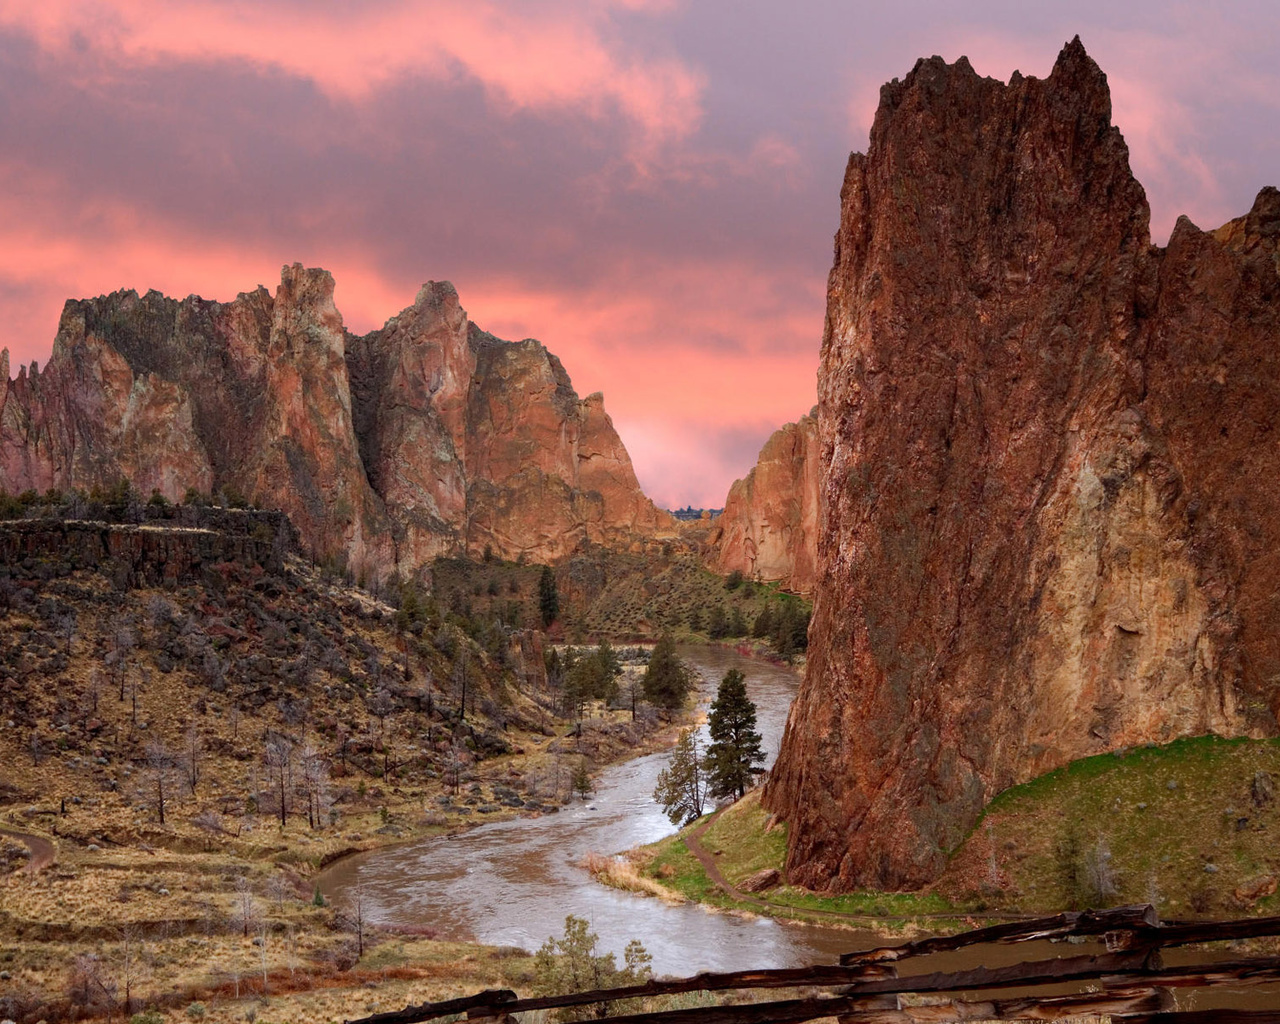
left=711, top=410, right=821, bottom=594
left=1, top=267, right=671, bottom=579
left=764, top=39, right=1280, bottom=891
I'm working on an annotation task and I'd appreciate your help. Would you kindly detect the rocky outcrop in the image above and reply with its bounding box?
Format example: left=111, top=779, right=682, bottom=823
left=764, top=39, right=1280, bottom=891
left=711, top=410, right=821, bottom=593
left=0, top=508, right=292, bottom=586
left=1, top=268, right=672, bottom=579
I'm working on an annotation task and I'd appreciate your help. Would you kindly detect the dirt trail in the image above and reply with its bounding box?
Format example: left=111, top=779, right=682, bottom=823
left=682, top=810, right=1033, bottom=926
left=1, top=826, right=56, bottom=873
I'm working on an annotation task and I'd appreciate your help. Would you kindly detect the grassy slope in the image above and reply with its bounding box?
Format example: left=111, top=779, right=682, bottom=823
left=0, top=543, right=685, bottom=1022
left=629, top=738, right=1280, bottom=926
left=940, top=735, right=1280, bottom=917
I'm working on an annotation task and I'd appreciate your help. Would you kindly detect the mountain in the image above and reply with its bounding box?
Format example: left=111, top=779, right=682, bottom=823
left=0, top=268, right=674, bottom=581
left=763, top=39, right=1280, bottom=891
left=709, top=410, right=821, bottom=594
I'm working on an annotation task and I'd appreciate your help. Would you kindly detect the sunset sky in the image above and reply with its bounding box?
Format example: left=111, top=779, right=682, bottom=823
left=1, top=1, right=1277, bottom=507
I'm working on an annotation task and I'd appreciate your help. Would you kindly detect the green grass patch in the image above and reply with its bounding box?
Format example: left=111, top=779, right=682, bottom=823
left=946, top=735, right=1280, bottom=917
left=645, top=835, right=721, bottom=904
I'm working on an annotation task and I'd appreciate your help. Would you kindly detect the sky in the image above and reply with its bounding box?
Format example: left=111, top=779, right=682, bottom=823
left=0, top=2, right=1277, bottom=508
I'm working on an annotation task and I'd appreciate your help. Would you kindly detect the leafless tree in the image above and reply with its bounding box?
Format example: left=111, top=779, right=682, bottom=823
left=183, top=723, right=202, bottom=796
left=68, top=953, right=117, bottom=1021
left=340, top=878, right=373, bottom=959
left=233, top=875, right=257, bottom=938
left=265, top=872, right=291, bottom=911
left=29, top=729, right=41, bottom=767
left=59, top=608, right=77, bottom=656
left=454, top=644, right=469, bottom=722
left=368, top=687, right=395, bottom=738
left=87, top=666, right=105, bottom=717
left=110, top=627, right=136, bottom=701
left=264, top=733, right=294, bottom=827
left=297, top=741, right=331, bottom=829
left=111, top=924, right=148, bottom=1016
left=142, top=740, right=178, bottom=825
left=258, top=917, right=271, bottom=994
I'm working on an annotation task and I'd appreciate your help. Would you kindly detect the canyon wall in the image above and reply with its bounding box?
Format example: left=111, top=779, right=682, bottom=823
left=0, top=269, right=673, bottom=580
left=764, top=39, right=1280, bottom=890
left=711, top=410, right=821, bottom=594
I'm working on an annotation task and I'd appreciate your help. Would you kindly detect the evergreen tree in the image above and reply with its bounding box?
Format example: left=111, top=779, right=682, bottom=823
left=642, top=634, right=691, bottom=709
left=729, top=605, right=748, bottom=638
left=653, top=729, right=706, bottom=825
left=538, top=565, right=560, bottom=627
left=564, top=642, right=623, bottom=717
left=707, top=604, right=728, bottom=640
left=572, top=758, right=593, bottom=800
left=705, top=669, right=766, bottom=800
left=752, top=602, right=774, bottom=639
left=686, top=606, right=703, bottom=632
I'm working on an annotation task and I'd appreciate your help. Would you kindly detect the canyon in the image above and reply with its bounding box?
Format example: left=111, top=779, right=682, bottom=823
left=0, top=271, right=675, bottom=582
left=763, top=38, right=1280, bottom=891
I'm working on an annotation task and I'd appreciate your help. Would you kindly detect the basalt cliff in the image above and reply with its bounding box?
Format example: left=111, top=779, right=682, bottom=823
left=764, top=39, right=1280, bottom=890
left=710, top=410, right=821, bottom=594
left=0, top=268, right=673, bottom=580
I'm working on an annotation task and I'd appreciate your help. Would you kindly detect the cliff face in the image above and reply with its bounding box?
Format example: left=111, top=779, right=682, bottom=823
left=764, top=39, right=1280, bottom=891
left=1, top=268, right=671, bottom=579
left=711, top=411, right=821, bottom=594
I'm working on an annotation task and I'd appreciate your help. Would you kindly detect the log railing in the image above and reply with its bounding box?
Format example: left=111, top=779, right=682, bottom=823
left=346, top=905, right=1280, bottom=1023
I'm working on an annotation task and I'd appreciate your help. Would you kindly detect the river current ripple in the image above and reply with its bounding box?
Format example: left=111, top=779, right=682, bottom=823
left=317, top=645, right=870, bottom=974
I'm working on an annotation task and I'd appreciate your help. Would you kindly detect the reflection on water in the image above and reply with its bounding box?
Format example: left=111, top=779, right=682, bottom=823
left=318, top=646, right=872, bottom=973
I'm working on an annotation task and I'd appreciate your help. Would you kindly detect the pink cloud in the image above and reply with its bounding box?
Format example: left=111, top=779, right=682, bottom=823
left=0, top=0, right=704, bottom=152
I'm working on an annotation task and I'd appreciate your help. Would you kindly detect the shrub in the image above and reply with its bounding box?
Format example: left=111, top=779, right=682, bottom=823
left=186, top=1002, right=207, bottom=1019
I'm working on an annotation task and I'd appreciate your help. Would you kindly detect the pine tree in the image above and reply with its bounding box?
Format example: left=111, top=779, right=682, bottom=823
left=642, top=634, right=691, bottom=710
left=653, top=729, right=706, bottom=825
left=538, top=565, right=560, bottom=627
left=572, top=758, right=593, bottom=800
left=752, top=602, right=774, bottom=639
left=705, top=668, right=766, bottom=800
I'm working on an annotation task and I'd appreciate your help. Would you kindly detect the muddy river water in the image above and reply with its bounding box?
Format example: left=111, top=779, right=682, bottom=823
left=317, top=645, right=875, bottom=973
left=317, top=646, right=1280, bottom=1010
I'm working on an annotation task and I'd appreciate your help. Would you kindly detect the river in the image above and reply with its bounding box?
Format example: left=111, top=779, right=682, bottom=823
left=317, top=645, right=877, bottom=973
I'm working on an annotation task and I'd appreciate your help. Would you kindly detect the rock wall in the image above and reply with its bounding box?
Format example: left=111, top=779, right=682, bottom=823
left=1, top=268, right=673, bottom=580
left=710, top=410, right=821, bottom=593
left=0, top=509, right=291, bottom=587
left=764, top=39, right=1280, bottom=891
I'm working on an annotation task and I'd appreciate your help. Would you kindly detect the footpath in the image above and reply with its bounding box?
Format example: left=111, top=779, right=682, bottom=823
left=681, top=810, right=1034, bottom=927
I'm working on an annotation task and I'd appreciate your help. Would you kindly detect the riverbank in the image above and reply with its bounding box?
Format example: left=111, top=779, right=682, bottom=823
left=595, top=735, right=1280, bottom=935
left=587, top=792, right=991, bottom=937
left=0, top=690, right=698, bottom=1024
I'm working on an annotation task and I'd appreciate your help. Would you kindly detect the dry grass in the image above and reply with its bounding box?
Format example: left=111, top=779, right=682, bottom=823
left=579, top=849, right=686, bottom=903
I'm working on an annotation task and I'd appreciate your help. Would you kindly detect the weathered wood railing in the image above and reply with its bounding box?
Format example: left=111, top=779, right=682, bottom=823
left=346, top=905, right=1280, bottom=1023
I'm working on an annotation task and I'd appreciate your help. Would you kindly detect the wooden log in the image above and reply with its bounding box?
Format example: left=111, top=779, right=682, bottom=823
left=836, top=985, right=1171, bottom=1022
left=346, top=989, right=516, bottom=1024
left=1105, top=913, right=1280, bottom=953
left=1115, top=1013, right=1280, bottom=1023
left=344, top=965, right=896, bottom=1024
left=839, top=905, right=1160, bottom=966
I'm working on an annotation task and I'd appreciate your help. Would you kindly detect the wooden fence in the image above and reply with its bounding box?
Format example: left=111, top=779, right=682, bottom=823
left=347, top=905, right=1280, bottom=1023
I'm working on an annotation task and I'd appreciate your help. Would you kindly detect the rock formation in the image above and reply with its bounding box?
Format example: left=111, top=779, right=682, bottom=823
left=0, top=268, right=672, bottom=579
left=711, top=410, right=821, bottom=594
left=764, top=39, right=1280, bottom=891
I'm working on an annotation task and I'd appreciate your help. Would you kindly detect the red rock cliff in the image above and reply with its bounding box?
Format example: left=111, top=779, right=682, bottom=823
left=1, top=267, right=671, bottom=578
left=711, top=410, right=821, bottom=594
left=763, top=39, right=1280, bottom=891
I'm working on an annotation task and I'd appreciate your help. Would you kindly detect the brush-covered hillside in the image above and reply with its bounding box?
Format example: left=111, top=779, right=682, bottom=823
left=0, top=490, right=685, bottom=1024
